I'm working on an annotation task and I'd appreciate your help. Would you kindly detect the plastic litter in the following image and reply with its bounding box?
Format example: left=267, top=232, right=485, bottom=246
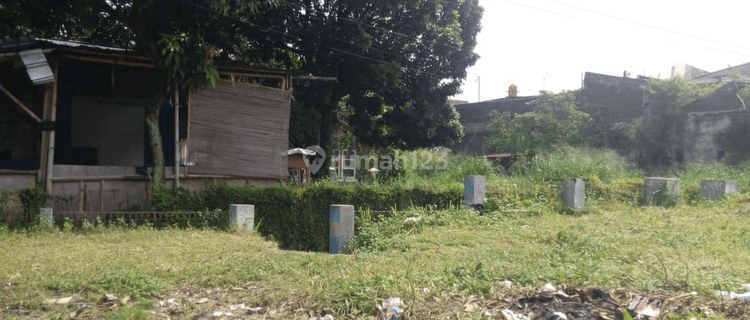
left=230, top=303, right=246, bottom=310
left=404, top=217, right=422, bottom=223
left=541, top=283, right=556, bottom=293
left=715, top=290, right=750, bottom=301
left=552, top=311, right=568, bottom=320
left=627, top=295, right=661, bottom=318
left=501, top=309, right=530, bottom=320
left=381, top=297, right=404, bottom=319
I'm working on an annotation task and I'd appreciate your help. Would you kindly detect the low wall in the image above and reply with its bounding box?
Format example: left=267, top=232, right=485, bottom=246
left=0, top=171, right=36, bottom=191
left=1, top=165, right=281, bottom=213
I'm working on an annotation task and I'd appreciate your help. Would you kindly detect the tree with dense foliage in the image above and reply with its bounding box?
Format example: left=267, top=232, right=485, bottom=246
left=485, top=91, right=590, bottom=159
left=263, top=0, right=482, bottom=154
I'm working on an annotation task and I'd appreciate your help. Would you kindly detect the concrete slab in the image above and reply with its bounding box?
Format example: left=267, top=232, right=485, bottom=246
left=701, top=180, right=738, bottom=201
left=643, top=177, right=680, bottom=206
left=229, top=204, right=255, bottom=232
left=562, top=178, right=585, bottom=209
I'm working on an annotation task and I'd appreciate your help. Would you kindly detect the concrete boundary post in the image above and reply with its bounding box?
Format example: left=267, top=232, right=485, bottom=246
left=643, top=177, right=680, bottom=206
left=229, top=204, right=255, bottom=232
left=330, top=204, right=355, bottom=254
left=40, top=207, right=53, bottom=230
left=701, top=180, right=738, bottom=201
left=562, top=178, right=585, bottom=209
left=464, top=176, right=486, bottom=209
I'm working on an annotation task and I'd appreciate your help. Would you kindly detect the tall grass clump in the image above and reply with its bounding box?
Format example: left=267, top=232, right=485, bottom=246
left=675, top=161, right=750, bottom=203
left=510, top=146, right=641, bottom=182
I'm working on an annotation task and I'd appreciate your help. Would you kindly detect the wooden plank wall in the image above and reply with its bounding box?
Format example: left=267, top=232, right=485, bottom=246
left=189, top=81, right=291, bottom=179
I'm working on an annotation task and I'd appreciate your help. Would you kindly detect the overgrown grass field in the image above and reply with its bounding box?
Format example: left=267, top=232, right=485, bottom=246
left=3, top=147, right=750, bottom=319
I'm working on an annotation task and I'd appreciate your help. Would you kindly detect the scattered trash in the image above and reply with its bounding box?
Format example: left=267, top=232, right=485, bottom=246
left=381, top=297, right=404, bottom=319
left=541, top=283, right=556, bottom=293
left=421, top=287, right=430, bottom=294
left=120, top=296, right=130, bottom=304
left=247, top=307, right=264, bottom=314
left=703, top=308, right=715, bottom=318
left=556, top=290, right=570, bottom=298
left=498, top=279, right=513, bottom=288
left=230, top=303, right=246, bottom=310
left=322, top=315, right=334, bottom=320
left=46, top=296, right=73, bottom=304
left=735, top=292, right=750, bottom=301
left=501, top=309, right=530, bottom=320
left=103, top=293, right=118, bottom=302
left=715, top=290, right=750, bottom=301
left=627, top=295, right=662, bottom=318
left=196, top=298, right=209, bottom=304
left=192, top=311, right=214, bottom=320
left=740, top=283, right=750, bottom=292
left=551, top=311, right=568, bottom=320
left=404, top=216, right=422, bottom=223
left=213, top=311, right=233, bottom=317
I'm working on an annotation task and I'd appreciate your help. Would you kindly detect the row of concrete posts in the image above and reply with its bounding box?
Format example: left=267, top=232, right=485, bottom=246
left=37, top=177, right=740, bottom=255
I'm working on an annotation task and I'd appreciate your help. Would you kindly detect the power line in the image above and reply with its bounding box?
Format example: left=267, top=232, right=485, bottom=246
left=301, top=10, right=465, bottom=52
left=179, top=0, right=451, bottom=78
left=253, top=14, right=402, bottom=60
left=501, top=0, right=575, bottom=19
left=544, top=0, right=750, bottom=53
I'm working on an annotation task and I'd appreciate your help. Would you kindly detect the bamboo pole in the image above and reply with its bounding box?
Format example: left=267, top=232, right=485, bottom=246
left=61, top=54, right=154, bottom=68
left=0, top=82, right=41, bottom=122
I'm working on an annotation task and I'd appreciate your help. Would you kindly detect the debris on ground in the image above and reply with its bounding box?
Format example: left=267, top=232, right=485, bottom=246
left=541, top=283, right=556, bottom=293
left=627, top=295, right=662, bottom=318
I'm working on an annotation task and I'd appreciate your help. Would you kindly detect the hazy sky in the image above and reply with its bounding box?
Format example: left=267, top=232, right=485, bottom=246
left=452, top=0, right=750, bottom=103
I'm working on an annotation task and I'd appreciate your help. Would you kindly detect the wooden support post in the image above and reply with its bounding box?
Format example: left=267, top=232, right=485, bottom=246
left=100, top=180, right=105, bottom=212
left=174, top=86, right=180, bottom=187
left=39, top=86, right=50, bottom=187
left=79, top=180, right=85, bottom=213
left=44, top=64, right=58, bottom=193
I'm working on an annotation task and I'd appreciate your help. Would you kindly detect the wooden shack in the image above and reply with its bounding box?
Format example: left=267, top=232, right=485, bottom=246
left=0, top=37, right=292, bottom=212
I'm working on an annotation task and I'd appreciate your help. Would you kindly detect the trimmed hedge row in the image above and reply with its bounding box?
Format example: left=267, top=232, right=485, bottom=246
left=151, top=182, right=463, bottom=251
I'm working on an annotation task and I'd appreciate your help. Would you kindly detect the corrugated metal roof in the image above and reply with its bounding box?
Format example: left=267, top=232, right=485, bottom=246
left=19, top=49, right=54, bottom=85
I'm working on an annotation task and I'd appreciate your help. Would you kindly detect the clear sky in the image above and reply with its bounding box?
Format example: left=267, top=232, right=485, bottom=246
left=452, top=0, right=750, bottom=103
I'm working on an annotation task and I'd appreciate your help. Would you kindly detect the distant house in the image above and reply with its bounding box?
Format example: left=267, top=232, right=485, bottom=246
left=0, top=37, right=293, bottom=212
left=579, top=69, right=750, bottom=167
left=691, top=62, right=750, bottom=84
left=453, top=86, right=536, bottom=154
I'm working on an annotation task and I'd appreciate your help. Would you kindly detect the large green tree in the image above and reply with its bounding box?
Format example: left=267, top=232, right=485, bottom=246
left=260, top=0, right=482, bottom=152
left=486, top=91, right=591, bottom=158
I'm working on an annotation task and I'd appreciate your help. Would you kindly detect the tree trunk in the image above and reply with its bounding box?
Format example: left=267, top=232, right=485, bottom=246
left=146, top=82, right=168, bottom=187
left=146, top=111, right=164, bottom=186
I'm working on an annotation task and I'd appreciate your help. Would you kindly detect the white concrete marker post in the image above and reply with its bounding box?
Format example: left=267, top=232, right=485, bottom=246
left=464, top=176, right=486, bottom=210
left=643, top=177, right=680, bottom=206
left=39, top=207, right=53, bottom=230
left=229, top=204, right=255, bottom=232
left=329, top=204, right=355, bottom=254
left=562, top=178, right=586, bottom=210
left=701, top=180, right=738, bottom=201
